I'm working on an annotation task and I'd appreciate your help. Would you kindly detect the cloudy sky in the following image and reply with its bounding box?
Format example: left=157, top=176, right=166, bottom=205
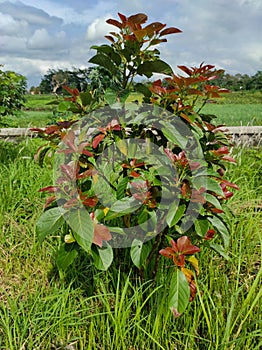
left=0, top=0, right=261, bottom=87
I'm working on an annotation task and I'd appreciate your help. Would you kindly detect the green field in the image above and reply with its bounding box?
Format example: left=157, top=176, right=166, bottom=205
left=3, top=91, right=262, bottom=127
left=0, top=139, right=261, bottom=349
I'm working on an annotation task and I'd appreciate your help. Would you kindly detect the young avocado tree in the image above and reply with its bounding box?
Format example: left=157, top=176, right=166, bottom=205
left=33, top=13, right=239, bottom=316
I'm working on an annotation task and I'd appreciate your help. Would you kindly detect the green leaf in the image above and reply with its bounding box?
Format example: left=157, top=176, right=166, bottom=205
left=161, top=122, right=188, bottom=149
left=80, top=91, right=92, bottom=106
left=125, top=92, right=144, bottom=103
left=135, top=83, right=152, bottom=98
left=89, top=54, right=116, bottom=75
left=36, top=207, right=66, bottom=244
left=193, top=177, right=224, bottom=197
left=130, top=239, right=151, bottom=268
left=137, top=60, right=173, bottom=78
left=203, top=193, right=223, bottom=210
left=168, top=269, right=190, bottom=316
left=57, top=101, right=73, bottom=112
left=104, top=88, right=118, bottom=105
left=116, top=177, right=129, bottom=199
left=208, top=216, right=230, bottom=248
left=56, top=243, right=78, bottom=271
left=91, top=243, right=113, bottom=271
left=67, top=209, right=93, bottom=253
left=194, top=218, right=209, bottom=237
left=91, top=44, right=121, bottom=66
left=105, top=197, right=141, bottom=220
left=210, top=243, right=230, bottom=260
left=166, top=203, right=186, bottom=227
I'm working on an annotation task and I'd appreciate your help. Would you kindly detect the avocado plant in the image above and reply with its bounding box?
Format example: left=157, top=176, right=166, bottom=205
left=33, top=13, right=239, bottom=316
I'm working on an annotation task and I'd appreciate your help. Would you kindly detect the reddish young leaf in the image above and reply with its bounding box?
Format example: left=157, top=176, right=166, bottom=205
left=39, top=186, right=60, bottom=193
left=159, top=237, right=200, bottom=267
left=221, top=155, right=237, bottom=163
left=204, top=229, right=216, bottom=240
left=150, top=38, right=168, bottom=45
left=219, top=179, right=240, bottom=190
left=118, top=12, right=127, bottom=23
left=159, top=27, right=182, bottom=36
left=177, top=65, right=193, bottom=76
left=76, top=169, right=97, bottom=180
left=45, top=125, right=61, bottom=135
left=92, top=133, right=106, bottom=149
left=106, top=18, right=122, bottom=29
left=64, top=198, right=78, bottom=208
left=105, top=35, right=115, bottom=43
left=60, top=163, right=78, bottom=181
left=81, top=196, right=98, bottom=207
left=130, top=171, right=141, bottom=178
left=128, top=13, right=148, bottom=25
left=90, top=212, right=112, bottom=248
left=44, top=196, right=57, bottom=209
left=177, top=236, right=200, bottom=255
left=144, top=22, right=166, bottom=36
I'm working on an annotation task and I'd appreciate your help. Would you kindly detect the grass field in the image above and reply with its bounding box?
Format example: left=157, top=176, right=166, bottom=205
left=2, top=91, right=262, bottom=127
left=0, top=139, right=261, bottom=349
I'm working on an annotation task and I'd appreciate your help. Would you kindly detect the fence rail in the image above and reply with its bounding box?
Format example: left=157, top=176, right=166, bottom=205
left=0, top=126, right=261, bottom=146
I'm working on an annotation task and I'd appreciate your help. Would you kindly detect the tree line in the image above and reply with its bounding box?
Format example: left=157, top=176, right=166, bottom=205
left=32, top=67, right=262, bottom=94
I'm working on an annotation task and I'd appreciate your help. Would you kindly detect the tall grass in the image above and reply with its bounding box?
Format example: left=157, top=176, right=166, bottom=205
left=0, top=140, right=261, bottom=349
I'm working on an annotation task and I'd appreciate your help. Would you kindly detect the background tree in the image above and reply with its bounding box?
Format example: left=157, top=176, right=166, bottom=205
left=0, top=65, right=27, bottom=125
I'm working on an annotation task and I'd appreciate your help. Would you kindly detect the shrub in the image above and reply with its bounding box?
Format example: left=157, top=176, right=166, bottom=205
left=33, top=13, right=239, bottom=316
left=0, top=65, right=27, bottom=125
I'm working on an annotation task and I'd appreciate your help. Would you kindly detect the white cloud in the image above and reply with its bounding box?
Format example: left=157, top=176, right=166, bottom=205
left=0, top=12, right=29, bottom=36
left=27, top=28, right=67, bottom=50
left=0, top=35, right=27, bottom=53
left=86, top=14, right=113, bottom=42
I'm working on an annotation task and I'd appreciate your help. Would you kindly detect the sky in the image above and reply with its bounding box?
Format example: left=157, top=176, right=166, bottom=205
left=0, top=0, right=261, bottom=87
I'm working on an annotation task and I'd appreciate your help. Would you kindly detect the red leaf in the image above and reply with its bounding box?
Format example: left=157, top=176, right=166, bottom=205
left=64, top=198, right=78, bottom=208
left=221, top=155, right=237, bottom=163
left=159, top=27, right=182, bottom=36
left=130, top=171, right=140, bottom=178
left=150, top=38, right=167, bottom=45
left=128, top=13, right=147, bottom=25
left=60, top=163, right=78, bottom=180
left=61, top=130, right=77, bottom=152
left=39, top=186, right=60, bottom=193
left=220, top=179, right=239, bottom=190
left=106, top=18, right=122, bottom=29
left=45, top=125, right=60, bottom=135
left=105, top=35, right=115, bottom=43
left=177, top=236, right=200, bottom=255
left=118, top=12, right=127, bottom=23
left=44, top=196, right=57, bottom=209
left=93, top=223, right=112, bottom=248
left=77, top=169, right=97, bottom=180
left=177, top=65, right=193, bottom=76
left=159, top=246, right=176, bottom=258
left=204, top=229, right=216, bottom=240
left=144, top=22, right=166, bottom=36
left=92, top=133, right=106, bottom=149
left=81, top=196, right=98, bottom=207
left=62, top=85, right=79, bottom=96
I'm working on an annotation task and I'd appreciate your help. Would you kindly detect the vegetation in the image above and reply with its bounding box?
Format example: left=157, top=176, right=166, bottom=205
left=36, top=67, right=262, bottom=95
left=0, top=139, right=261, bottom=349
left=0, top=65, right=27, bottom=126
left=211, top=70, right=262, bottom=91
left=1, top=11, right=261, bottom=350
left=31, top=12, right=242, bottom=316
